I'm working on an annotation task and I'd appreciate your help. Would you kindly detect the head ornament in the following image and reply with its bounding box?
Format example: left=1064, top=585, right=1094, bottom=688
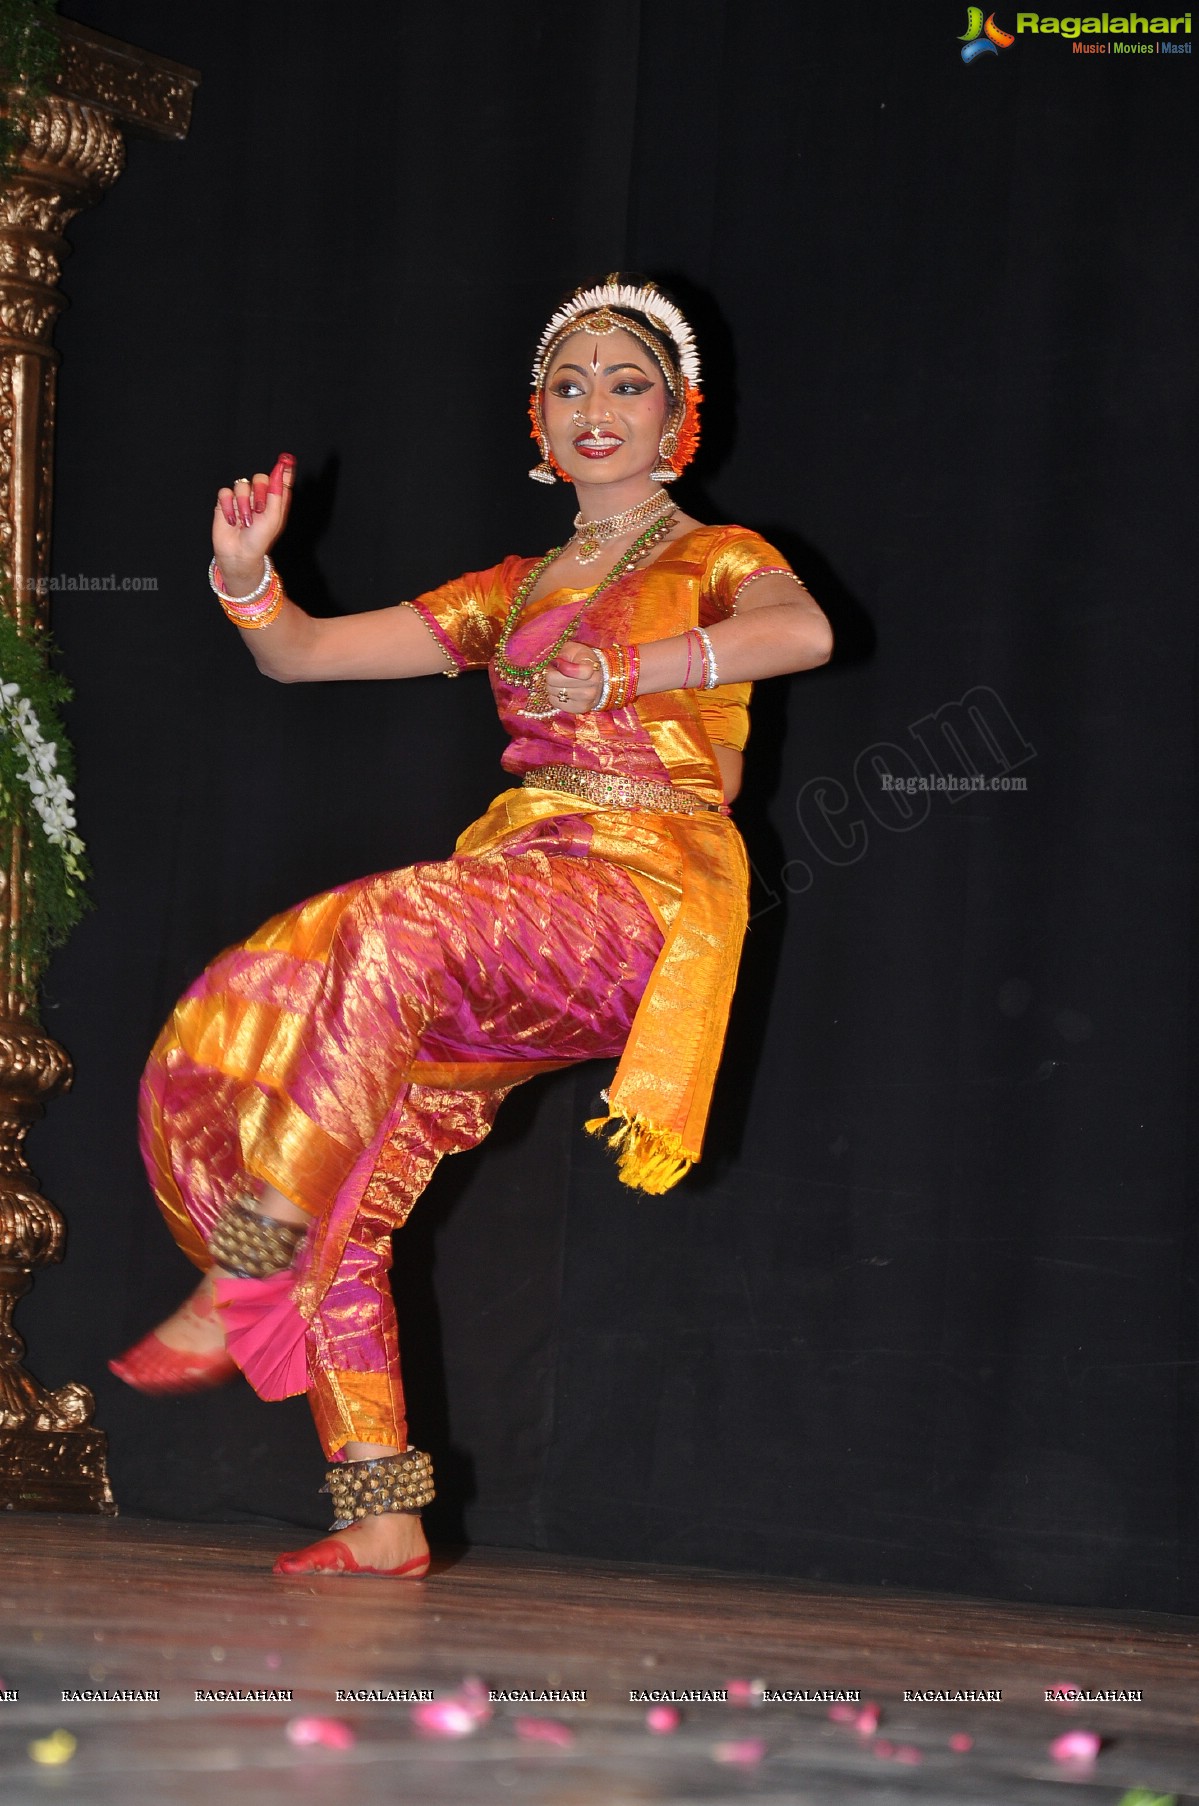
left=531, top=281, right=702, bottom=393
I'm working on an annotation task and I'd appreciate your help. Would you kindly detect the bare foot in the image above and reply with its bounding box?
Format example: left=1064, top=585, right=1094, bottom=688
left=151, top=1272, right=227, bottom=1355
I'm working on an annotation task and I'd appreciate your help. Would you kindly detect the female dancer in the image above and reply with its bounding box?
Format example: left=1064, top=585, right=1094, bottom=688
left=111, top=278, right=833, bottom=1577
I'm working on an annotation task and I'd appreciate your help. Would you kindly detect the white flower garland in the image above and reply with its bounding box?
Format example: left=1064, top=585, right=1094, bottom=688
left=0, top=678, right=86, bottom=886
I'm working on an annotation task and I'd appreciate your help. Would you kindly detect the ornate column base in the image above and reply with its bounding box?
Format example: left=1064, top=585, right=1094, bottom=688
left=0, top=1025, right=115, bottom=1516
left=0, top=1428, right=115, bottom=1515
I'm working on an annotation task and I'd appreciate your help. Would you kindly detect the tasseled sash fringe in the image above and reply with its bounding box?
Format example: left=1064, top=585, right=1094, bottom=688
left=584, top=1104, right=694, bottom=1194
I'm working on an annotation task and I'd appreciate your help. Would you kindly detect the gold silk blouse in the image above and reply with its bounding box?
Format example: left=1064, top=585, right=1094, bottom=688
left=405, top=523, right=795, bottom=1190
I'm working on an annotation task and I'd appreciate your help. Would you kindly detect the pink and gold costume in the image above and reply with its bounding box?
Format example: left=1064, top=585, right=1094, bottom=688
left=139, top=524, right=791, bottom=1456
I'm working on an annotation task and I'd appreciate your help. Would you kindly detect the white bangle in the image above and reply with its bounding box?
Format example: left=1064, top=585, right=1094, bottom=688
left=209, top=553, right=273, bottom=605
left=695, top=625, right=719, bottom=690
left=591, top=646, right=612, bottom=711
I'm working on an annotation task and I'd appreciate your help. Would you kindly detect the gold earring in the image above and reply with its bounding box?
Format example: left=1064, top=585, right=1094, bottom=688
left=651, top=428, right=679, bottom=484
left=528, top=396, right=557, bottom=484
left=529, top=424, right=557, bottom=485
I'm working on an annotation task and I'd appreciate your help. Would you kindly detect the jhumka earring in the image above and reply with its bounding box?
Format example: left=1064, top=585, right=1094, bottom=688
left=529, top=441, right=557, bottom=485
left=651, top=426, right=680, bottom=484
left=528, top=395, right=557, bottom=484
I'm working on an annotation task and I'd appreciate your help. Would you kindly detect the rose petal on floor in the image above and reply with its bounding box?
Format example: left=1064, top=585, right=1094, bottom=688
left=713, top=1737, right=766, bottom=1765
left=458, top=1677, right=494, bottom=1723
left=1050, top=1729, right=1102, bottom=1762
left=828, top=1703, right=857, bottom=1723
left=285, top=1717, right=356, bottom=1750
left=514, top=1717, right=575, bottom=1748
left=410, top=1700, right=480, bottom=1738
left=646, top=1705, right=681, bottom=1733
left=948, top=1732, right=974, bottom=1752
left=855, top=1703, right=881, bottom=1734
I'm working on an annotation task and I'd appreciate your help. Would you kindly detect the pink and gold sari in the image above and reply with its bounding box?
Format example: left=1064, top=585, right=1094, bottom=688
left=139, top=524, right=791, bottom=1455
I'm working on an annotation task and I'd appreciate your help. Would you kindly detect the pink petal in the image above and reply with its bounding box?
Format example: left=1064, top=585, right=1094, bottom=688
left=855, top=1703, right=881, bottom=1735
left=458, top=1677, right=493, bottom=1723
left=948, top=1732, right=974, bottom=1752
left=724, top=1678, right=759, bottom=1705
left=828, top=1703, right=857, bottom=1723
left=873, top=1739, right=896, bottom=1759
left=265, top=1653, right=282, bottom=1670
left=514, top=1717, right=575, bottom=1748
left=285, top=1717, right=356, bottom=1750
left=893, top=1744, right=923, bottom=1764
left=1050, top=1730, right=1101, bottom=1763
left=713, top=1738, right=766, bottom=1765
left=646, top=1706, right=681, bottom=1734
left=411, top=1700, right=480, bottom=1739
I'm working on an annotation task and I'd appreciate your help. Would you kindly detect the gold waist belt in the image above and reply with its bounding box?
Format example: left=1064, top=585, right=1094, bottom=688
left=522, top=763, right=721, bottom=817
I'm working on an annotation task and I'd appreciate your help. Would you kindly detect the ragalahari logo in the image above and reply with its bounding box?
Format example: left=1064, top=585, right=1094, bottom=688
left=959, top=7, right=1017, bottom=57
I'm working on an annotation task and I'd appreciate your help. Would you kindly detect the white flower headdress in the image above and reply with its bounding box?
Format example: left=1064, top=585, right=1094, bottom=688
left=531, top=280, right=702, bottom=393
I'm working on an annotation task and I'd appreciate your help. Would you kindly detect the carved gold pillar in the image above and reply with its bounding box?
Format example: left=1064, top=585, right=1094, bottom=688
left=0, top=23, right=197, bottom=1513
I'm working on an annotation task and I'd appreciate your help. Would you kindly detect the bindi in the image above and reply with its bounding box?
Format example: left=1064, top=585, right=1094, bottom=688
left=588, top=340, right=601, bottom=373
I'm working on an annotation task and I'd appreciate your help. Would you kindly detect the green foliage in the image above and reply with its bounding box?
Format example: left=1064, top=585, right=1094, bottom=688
left=0, top=0, right=61, bottom=172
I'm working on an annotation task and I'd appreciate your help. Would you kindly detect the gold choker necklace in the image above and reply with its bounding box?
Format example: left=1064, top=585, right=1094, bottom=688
left=572, top=491, right=677, bottom=565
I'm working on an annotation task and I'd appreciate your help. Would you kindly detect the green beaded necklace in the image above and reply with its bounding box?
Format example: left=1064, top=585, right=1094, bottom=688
left=494, top=510, right=676, bottom=717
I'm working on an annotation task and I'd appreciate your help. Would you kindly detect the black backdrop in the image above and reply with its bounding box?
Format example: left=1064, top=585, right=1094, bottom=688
left=18, top=2, right=1196, bottom=1612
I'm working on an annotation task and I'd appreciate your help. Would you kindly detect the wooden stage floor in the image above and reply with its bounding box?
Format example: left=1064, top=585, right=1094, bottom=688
left=0, top=1517, right=1195, bottom=1804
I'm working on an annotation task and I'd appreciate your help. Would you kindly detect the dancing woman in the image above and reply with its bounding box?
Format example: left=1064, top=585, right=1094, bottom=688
left=111, top=278, right=833, bottom=1576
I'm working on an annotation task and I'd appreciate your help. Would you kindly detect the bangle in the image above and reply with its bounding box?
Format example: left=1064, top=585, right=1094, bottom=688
left=624, top=642, right=641, bottom=704
left=211, top=556, right=285, bottom=631
left=591, top=646, right=612, bottom=711
left=694, top=626, right=719, bottom=690
left=609, top=642, right=628, bottom=709
left=683, top=630, right=695, bottom=690
left=594, top=642, right=641, bottom=710
left=228, top=587, right=284, bottom=630
left=209, top=554, right=272, bottom=605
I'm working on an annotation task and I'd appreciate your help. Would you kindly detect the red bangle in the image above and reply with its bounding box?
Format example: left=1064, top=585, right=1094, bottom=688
left=594, top=641, right=641, bottom=709
left=625, top=642, right=641, bottom=704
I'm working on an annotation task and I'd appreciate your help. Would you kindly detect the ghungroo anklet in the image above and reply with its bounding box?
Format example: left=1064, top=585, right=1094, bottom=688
left=323, top=1448, right=435, bottom=1529
left=207, top=1196, right=306, bottom=1278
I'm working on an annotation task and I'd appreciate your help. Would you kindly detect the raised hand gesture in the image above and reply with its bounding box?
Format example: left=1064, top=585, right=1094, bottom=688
left=213, top=454, right=296, bottom=591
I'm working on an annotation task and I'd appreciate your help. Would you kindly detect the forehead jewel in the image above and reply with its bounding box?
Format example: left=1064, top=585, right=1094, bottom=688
left=532, top=282, right=701, bottom=389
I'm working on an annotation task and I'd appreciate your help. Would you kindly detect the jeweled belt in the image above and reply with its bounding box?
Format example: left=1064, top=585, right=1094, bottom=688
left=522, top=763, right=723, bottom=816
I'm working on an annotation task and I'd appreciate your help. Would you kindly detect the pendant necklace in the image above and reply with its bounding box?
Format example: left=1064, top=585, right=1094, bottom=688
left=571, top=490, right=676, bottom=566
left=494, top=508, right=677, bottom=718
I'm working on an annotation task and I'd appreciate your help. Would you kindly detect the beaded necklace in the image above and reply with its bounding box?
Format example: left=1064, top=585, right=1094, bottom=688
left=494, top=510, right=676, bottom=717
left=572, top=490, right=676, bottom=565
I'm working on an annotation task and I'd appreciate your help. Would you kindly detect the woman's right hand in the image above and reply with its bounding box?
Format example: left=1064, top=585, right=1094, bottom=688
left=212, top=453, right=296, bottom=593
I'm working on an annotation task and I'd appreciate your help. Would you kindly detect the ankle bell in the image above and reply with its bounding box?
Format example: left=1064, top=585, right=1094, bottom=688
left=322, top=1448, right=435, bottom=1529
left=207, top=1194, right=306, bottom=1279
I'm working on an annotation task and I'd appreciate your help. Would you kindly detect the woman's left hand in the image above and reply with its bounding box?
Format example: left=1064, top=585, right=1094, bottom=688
left=548, top=639, right=604, bottom=713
